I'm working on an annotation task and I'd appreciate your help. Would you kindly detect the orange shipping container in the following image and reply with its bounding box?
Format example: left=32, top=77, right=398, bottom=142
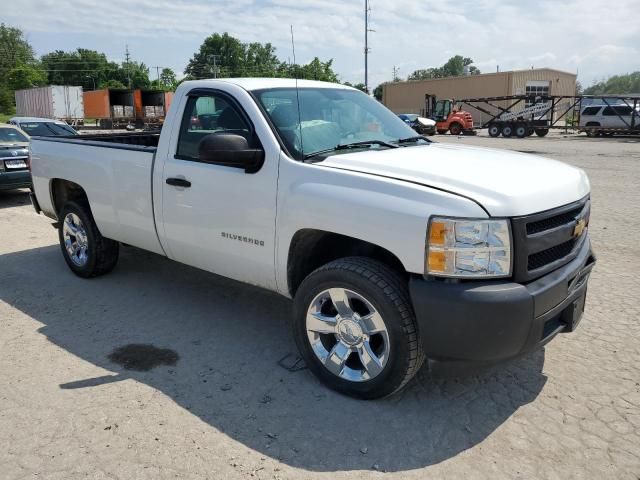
left=83, top=89, right=111, bottom=119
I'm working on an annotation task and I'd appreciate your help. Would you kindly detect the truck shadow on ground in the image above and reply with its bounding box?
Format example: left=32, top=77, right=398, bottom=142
left=0, top=189, right=30, bottom=210
left=0, top=244, right=547, bottom=473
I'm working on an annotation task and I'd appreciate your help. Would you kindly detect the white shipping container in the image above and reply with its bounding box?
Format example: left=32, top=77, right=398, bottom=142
left=15, top=86, right=84, bottom=120
left=112, top=105, right=125, bottom=118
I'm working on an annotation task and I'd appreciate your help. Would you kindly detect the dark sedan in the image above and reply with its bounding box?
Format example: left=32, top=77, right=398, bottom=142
left=0, top=125, right=31, bottom=191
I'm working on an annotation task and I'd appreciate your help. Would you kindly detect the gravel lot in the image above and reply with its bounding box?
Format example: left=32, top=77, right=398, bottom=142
left=1, top=132, right=639, bottom=479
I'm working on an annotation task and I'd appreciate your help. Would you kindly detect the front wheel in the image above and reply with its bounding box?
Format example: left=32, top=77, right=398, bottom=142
left=515, top=124, right=528, bottom=138
left=58, top=201, right=119, bottom=278
left=449, top=123, right=462, bottom=135
left=293, top=257, right=424, bottom=399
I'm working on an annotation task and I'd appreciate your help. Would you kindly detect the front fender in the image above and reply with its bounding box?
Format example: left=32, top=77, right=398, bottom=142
left=274, top=156, right=487, bottom=296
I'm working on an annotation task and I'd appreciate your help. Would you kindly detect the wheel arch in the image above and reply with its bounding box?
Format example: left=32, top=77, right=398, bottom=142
left=286, top=228, right=408, bottom=297
left=50, top=178, right=90, bottom=219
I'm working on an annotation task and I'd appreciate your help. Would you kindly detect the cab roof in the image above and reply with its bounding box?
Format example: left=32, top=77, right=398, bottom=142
left=182, top=78, right=356, bottom=92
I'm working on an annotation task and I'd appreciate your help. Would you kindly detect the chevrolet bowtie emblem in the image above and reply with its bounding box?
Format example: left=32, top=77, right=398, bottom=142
left=573, top=218, right=587, bottom=238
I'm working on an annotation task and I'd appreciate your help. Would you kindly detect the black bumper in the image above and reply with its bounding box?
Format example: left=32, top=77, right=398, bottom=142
left=409, top=235, right=596, bottom=362
left=0, top=170, right=31, bottom=191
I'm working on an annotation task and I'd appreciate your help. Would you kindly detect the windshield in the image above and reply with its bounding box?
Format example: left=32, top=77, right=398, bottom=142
left=0, top=127, right=29, bottom=143
left=18, top=122, right=77, bottom=137
left=254, top=87, right=419, bottom=160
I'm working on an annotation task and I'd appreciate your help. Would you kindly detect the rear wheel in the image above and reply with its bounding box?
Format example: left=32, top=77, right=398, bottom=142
left=534, top=128, right=549, bottom=137
left=488, top=124, right=501, bottom=137
left=515, top=124, right=528, bottom=138
left=58, top=201, right=119, bottom=278
left=293, top=257, right=424, bottom=399
left=449, top=122, right=462, bottom=135
left=501, top=124, right=513, bottom=137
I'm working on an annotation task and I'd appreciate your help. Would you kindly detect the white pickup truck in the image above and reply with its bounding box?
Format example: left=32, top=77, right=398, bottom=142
left=29, top=78, right=595, bottom=399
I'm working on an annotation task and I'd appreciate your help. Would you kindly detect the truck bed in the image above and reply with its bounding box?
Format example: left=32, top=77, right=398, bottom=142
left=29, top=132, right=165, bottom=256
left=35, top=131, right=161, bottom=149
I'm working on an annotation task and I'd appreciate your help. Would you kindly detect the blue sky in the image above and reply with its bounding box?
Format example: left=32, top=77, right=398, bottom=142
left=4, top=0, right=638, bottom=88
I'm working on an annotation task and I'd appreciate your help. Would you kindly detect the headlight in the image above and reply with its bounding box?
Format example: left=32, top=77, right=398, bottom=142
left=426, top=217, right=512, bottom=278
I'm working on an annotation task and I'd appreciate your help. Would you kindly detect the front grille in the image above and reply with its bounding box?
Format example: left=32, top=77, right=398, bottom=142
left=526, top=206, right=583, bottom=234
left=511, top=196, right=590, bottom=282
left=528, top=238, right=577, bottom=270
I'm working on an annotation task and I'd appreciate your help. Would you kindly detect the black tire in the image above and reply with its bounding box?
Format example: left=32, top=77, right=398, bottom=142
left=488, top=124, right=501, bottom=137
left=293, top=257, right=424, bottom=399
left=534, top=128, right=549, bottom=137
left=515, top=124, right=527, bottom=138
left=449, top=122, right=462, bottom=135
left=58, top=201, right=119, bottom=278
left=501, top=124, right=513, bottom=137
left=527, top=128, right=535, bottom=136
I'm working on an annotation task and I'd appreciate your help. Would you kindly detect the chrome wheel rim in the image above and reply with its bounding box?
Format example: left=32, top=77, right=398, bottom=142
left=306, top=288, right=390, bottom=382
left=63, top=213, right=89, bottom=267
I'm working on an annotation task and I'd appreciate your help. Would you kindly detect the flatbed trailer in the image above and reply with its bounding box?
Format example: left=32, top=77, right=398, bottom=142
left=457, top=94, right=640, bottom=138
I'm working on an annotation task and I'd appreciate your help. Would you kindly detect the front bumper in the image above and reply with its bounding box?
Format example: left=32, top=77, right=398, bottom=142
left=0, top=170, right=32, bottom=191
left=409, top=234, right=596, bottom=361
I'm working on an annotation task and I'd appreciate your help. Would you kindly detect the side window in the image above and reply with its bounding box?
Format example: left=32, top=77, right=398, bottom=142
left=602, top=107, right=616, bottom=116
left=581, top=106, right=601, bottom=116
left=176, top=93, right=251, bottom=160
left=613, top=106, right=632, bottom=116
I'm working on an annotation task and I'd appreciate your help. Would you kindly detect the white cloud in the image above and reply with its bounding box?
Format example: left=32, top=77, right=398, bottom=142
left=3, top=0, right=638, bottom=88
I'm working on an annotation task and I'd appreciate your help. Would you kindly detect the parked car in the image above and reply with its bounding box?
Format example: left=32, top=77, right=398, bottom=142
left=398, top=113, right=436, bottom=135
left=9, top=117, right=78, bottom=137
left=579, top=104, right=640, bottom=136
left=0, top=124, right=31, bottom=190
left=29, top=79, right=595, bottom=399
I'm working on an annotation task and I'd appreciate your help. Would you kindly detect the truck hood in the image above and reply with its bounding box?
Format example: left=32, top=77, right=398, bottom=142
left=319, top=142, right=590, bottom=217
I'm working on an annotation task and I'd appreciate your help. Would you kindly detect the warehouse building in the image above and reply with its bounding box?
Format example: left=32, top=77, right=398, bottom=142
left=382, top=68, right=577, bottom=125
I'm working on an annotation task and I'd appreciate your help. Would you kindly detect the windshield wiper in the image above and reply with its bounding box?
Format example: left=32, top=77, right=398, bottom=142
left=303, top=140, right=398, bottom=160
left=396, top=135, right=431, bottom=144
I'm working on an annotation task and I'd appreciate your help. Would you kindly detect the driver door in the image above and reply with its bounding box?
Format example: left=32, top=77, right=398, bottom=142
left=158, top=90, right=279, bottom=290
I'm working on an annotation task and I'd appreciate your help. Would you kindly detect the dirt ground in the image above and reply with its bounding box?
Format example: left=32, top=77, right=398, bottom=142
left=1, top=131, right=639, bottom=479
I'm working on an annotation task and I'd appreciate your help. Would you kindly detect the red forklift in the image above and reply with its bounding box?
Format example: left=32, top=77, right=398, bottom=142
left=424, top=94, right=475, bottom=135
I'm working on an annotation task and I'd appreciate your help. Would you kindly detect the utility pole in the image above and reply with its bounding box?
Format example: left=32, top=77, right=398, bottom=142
left=392, top=65, right=400, bottom=82
left=125, top=44, right=131, bottom=88
left=364, top=0, right=373, bottom=93
left=154, top=66, right=161, bottom=83
left=207, top=54, right=220, bottom=78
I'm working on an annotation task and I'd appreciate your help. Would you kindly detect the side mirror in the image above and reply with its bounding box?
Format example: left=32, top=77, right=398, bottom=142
left=198, top=133, right=265, bottom=174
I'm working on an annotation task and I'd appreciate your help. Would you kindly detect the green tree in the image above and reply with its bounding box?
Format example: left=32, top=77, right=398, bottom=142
left=408, top=55, right=480, bottom=80
left=99, top=79, right=127, bottom=89
left=0, top=24, right=38, bottom=80
left=160, top=68, right=177, bottom=89
left=41, top=49, right=113, bottom=90
left=0, top=24, right=45, bottom=113
left=41, top=49, right=150, bottom=90
left=7, top=65, right=47, bottom=90
left=185, top=32, right=339, bottom=82
left=373, top=83, right=384, bottom=101
left=185, top=33, right=247, bottom=78
left=583, top=72, right=640, bottom=95
left=343, top=82, right=368, bottom=93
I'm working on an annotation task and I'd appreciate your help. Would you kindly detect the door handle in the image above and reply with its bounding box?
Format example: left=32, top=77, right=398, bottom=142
left=166, top=177, right=191, bottom=188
